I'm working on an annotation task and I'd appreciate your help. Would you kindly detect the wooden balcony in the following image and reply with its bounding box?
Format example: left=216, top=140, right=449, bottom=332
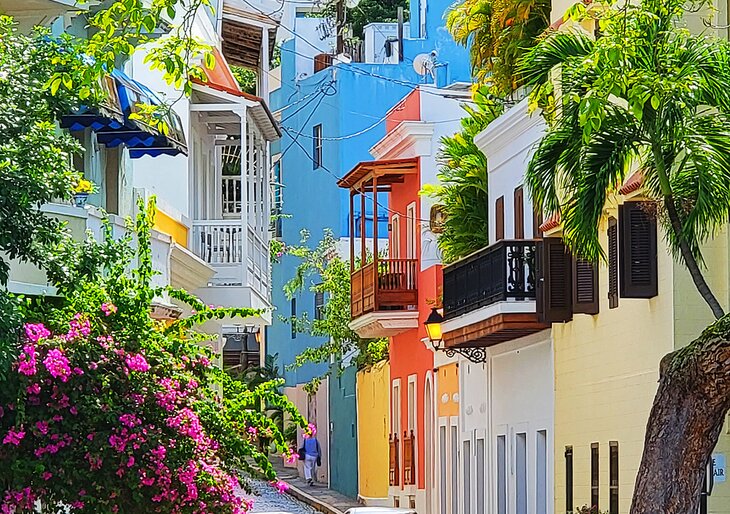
left=349, top=259, right=419, bottom=338
left=442, top=240, right=549, bottom=348
left=389, top=433, right=400, bottom=487
left=351, top=259, right=418, bottom=317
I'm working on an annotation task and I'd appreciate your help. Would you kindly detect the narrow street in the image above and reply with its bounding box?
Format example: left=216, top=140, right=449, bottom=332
left=244, top=479, right=321, bottom=514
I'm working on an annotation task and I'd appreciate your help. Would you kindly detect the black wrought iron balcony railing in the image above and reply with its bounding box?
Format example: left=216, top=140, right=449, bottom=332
left=443, top=240, right=537, bottom=320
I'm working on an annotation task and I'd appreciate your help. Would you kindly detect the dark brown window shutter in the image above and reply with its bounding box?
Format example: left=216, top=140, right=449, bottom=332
left=533, top=207, right=544, bottom=239
left=608, top=217, right=619, bottom=309
left=537, top=238, right=573, bottom=322
left=619, top=202, right=658, bottom=298
left=495, top=196, right=504, bottom=241
left=573, top=258, right=599, bottom=314
left=514, top=187, right=524, bottom=239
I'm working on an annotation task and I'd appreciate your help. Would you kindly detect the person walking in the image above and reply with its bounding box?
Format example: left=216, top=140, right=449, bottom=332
left=302, top=435, right=321, bottom=486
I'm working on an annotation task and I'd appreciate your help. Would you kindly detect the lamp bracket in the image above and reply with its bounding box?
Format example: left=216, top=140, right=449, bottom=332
left=442, top=346, right=488, bottom=364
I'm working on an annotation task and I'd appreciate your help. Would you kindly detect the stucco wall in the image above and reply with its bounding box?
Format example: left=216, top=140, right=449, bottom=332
left=357, top=361, right=391, bottom=504
left=553, top=204, right=675, bottom=514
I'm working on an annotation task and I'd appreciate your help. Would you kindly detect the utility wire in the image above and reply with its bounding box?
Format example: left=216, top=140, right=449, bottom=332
left=280, top=126, right=434, bottom=223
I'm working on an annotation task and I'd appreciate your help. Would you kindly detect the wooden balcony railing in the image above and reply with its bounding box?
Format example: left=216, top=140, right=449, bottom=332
left=389, top=433, right=400, bottom=486
left=443, top=240, right=537, bottom=320
left=403, top=430, right=416, bottom=486
left=351, top=258, right=418, bottom=318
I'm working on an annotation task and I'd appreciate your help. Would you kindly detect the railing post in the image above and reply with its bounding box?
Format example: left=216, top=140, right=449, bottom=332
left=372, top=174, right=379, bottom=312
left=238, top=108, right=249, bottom=288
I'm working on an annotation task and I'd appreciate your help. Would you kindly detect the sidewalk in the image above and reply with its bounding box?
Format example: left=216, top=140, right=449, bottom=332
left=273, top=460, right=361, bottom=514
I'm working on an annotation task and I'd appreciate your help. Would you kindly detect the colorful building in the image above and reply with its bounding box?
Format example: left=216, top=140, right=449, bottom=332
left=340, top=86, right=468, bottom=510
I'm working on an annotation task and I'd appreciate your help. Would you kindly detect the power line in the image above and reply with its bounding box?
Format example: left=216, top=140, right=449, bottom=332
left=239, top=0, right=473, bottom=99
left=280, top=125, right=433, bottom=223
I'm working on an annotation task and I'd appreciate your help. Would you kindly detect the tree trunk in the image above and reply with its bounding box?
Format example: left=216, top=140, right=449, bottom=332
left=630, top=316, right=730, bottom=514
left=663, top=196, right=725, bottom=320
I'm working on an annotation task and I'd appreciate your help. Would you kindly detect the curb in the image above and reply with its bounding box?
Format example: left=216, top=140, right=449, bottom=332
left=283, top=482, right=345, bottom=514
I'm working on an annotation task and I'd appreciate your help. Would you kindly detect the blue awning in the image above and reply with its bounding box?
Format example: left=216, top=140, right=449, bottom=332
left=60, top=71, right=187, bottom=159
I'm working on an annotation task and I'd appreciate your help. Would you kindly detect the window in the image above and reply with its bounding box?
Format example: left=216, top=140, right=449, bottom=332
left=418, top=0, right=427, bottom=37
left=272, top=161, right=283, bottom=238
left=533, top=206, right=544, bottom=239
left=610, top=442, right=619, bottom=514
left=516, top=433, right=527, bottom=514
left=495, top=196, right=505, bottom=241
left=573, top=259, right=599, bottom=315
left=537, top=431, right=547, bottom=514
left=497, top=435, right=507, bottom=514
left=565, top=446, right=574, bottom=514
left=591, top=443, right=600, bottom=510
left=539, top=238, right=573, bottom=322
left=514, top=186, right=524, bottom=239
left=391, top=215, right=401, bottom=259
left=463, top=440, right=471, bottom=514
left=407, top=378, right=416, bottom=431
left=104, top=146, right=120, bottom=215
left=392, top=381, right=401, bottom=438
left=476, top=438, right=486, bottom=514
left=290, top=298, right=297, bottom=339
left=608, top=217, right=619, bottom=308
left=451, top=425, right=459, bottom=514
left=619, top=202, right=658, bottom=298
left=440, top=426, right=448, bottom=514
left=314, top=290, right=325, bottom=320
left=313, top=124, right=323, bottom=169
left=406, top=202, right=417, bottom=259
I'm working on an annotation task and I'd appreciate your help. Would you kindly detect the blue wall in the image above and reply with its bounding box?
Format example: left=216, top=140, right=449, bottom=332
left=268, top=0, right=471, bottom=497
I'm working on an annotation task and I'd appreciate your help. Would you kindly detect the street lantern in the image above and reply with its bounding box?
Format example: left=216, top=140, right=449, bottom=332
left=424, top=307, right=444, bottom=350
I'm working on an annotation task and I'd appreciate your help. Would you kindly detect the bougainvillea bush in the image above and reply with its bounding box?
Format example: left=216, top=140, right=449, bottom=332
left=0, top=201, right=305, bottom=513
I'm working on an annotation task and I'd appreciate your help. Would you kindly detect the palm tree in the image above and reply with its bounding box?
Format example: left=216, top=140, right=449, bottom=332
left=423, top=87, right=503, bottom=263
left=447, top=0, right=550, bottom=94
left=519, top=0, right=730, bottom=511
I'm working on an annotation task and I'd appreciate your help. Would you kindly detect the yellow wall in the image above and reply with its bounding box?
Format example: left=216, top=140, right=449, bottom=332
left=553, top=202, right=675, bottom=514
left=357, top=361, right=391, bottom=503
left=154, top=208, right=188, bottom=247
left=437, top=363, right=459, bottom=418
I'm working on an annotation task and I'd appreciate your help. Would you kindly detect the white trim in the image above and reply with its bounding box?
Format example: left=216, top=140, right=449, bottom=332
left=391, top=214, right=401, bottom=259
left=370, top=121, right=435, bottom=160
left=406, top=202, right=417, bottom=260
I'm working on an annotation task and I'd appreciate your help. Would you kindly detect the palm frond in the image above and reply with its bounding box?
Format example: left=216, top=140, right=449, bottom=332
left=519, top=29, right=594, bottom=87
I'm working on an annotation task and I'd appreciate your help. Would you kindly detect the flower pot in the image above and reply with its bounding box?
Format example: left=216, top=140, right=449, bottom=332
left=73, top=193, right=89, bottom=208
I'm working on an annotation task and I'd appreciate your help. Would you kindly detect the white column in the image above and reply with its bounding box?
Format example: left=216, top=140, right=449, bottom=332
left=260, top=27, right=270, bottom=104
left=238, top=108, right=249, bottom=287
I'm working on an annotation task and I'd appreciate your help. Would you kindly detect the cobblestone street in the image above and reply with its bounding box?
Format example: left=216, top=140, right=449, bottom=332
left=243, top=479, right=321, bottom=513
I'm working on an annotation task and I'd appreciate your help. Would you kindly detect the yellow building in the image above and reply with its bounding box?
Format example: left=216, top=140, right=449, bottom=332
left=357, top=361, right=391, bottom=506
left=550, top=189, right=730, bottom=514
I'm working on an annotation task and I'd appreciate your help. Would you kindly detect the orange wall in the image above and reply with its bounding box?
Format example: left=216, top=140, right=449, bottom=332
left=389, top=163, right=442, bottom=490
left=437, top=363, right=459, bottom=418
left=385, top=89, right=421, bottom=132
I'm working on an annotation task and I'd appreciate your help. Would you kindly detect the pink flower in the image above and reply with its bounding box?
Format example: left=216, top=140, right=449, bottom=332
left=126, top=456, right=135, bottom=468
left=35, top=421, right=49, bottom=435
left=125, top=354, right=150, bottom=373
left=26, top=383, right=40, bottom=395
left=43, top=349, right=71, bottom=382
left=17, top=344, right=38, bottom=376
left=24, top=323, right=50, bottom=342
left=247, top=426, right=258, bottom=436
left=101, top=302, right=118, bottom=316
left=42, top=472, right=52, bottom=481
left=69, top=406, right=78, bottom=415
left=70, top=501, right=84, bottom=509
left=283, top=450, right=300, bottom=464
left=3, top=428, right=25, bottom=446
left=272, top=480, right=289, bottom=493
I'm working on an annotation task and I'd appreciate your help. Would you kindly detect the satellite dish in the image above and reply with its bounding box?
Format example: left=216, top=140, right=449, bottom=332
left=413, top=53, right=434, bottom=78
left=345, top=0, right=361, bottom=7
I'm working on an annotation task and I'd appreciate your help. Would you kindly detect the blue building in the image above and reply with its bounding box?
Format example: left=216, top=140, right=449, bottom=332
left=268, top=0, right=472, bottom=498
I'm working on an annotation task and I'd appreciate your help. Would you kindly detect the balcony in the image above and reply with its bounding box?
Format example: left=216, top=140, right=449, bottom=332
left=338, top=158, right=421, bottom=338
left=441, top=240, right=549, bottom=348
left=0, top=0, right=83, bottom=31
left=389, top=434, right=400, bottom=487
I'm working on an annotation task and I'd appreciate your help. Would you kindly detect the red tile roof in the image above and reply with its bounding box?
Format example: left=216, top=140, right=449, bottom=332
left=619, top=170, right=644, bottom=195
left=539, top=212, right=561, bottom=232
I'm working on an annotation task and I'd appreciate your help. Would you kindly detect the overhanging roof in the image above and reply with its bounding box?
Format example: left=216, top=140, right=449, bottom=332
left=337, top=157, right=419, bottom=190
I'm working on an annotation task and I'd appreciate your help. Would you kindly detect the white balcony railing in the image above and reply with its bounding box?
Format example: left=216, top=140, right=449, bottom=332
left=192, top=220, right=244, bottom=265
left=247, top=226, right=269, bottom=297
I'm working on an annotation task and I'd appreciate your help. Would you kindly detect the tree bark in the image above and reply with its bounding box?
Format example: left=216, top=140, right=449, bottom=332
left=630, top=316, right=730, bottom=514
